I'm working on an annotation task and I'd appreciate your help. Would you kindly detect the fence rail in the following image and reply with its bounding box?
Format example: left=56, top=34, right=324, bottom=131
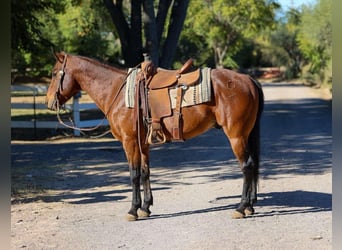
left=11, top=85, right=108, bottom=136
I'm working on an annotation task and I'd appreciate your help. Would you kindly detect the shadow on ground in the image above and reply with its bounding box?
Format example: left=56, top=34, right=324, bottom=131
left=142, top=190, right=331, bottom=220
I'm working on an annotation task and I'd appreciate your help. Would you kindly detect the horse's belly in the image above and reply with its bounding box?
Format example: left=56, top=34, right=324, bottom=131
left=162, top=104, right=216, bottom=140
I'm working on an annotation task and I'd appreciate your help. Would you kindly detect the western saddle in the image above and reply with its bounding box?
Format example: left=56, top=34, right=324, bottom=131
left=136, top=54, right=201, bottom=145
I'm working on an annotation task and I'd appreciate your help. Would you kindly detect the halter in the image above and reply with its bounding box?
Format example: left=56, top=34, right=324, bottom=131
left=56, top=54, right=68, bottom=96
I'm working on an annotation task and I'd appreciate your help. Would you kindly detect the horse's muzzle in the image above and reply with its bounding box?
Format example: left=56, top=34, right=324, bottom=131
left=46, top=98, right=58, bottom=111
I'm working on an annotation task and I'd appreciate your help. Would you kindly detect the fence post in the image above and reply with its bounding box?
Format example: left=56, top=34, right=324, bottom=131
left=33, top=88, right=37, bottom=139
left=72, top=92, right=81, bottom=136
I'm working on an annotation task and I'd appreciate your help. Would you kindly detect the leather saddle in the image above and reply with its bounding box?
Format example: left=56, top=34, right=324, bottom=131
left=137, top=57, right=201, bottom=145
left=148, top=60, right=200, bottom=89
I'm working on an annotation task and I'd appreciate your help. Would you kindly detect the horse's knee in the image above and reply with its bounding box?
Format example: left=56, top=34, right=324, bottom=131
left=141, top=167, right=150, bottom=181
left=241, top=156, right=254, bottom=174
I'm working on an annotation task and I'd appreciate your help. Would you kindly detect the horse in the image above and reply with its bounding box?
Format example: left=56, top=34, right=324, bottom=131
left=46, top=51, right=264, bottom=220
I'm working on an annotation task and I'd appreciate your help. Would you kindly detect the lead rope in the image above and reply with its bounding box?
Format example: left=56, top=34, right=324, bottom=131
left=55, top=62, right=141, bottom=137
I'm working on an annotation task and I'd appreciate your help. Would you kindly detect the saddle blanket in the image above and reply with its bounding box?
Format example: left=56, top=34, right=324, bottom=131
left=125, top=67, right=211, bottom=108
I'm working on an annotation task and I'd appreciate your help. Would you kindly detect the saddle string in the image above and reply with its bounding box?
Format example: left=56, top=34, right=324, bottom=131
left=55, top=60, right=141, bottom=135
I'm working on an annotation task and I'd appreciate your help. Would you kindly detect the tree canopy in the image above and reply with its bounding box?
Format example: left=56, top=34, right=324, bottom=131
left=182, top=0, right=280, bottom=68
left=297, top=0, right=332, bottom=84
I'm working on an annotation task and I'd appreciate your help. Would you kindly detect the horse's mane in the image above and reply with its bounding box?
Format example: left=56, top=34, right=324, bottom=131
left=72, top=54, right=127, bottom=74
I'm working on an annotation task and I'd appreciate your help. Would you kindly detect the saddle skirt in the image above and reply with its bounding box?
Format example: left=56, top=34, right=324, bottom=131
left=125, top=67, right=211, bottom=109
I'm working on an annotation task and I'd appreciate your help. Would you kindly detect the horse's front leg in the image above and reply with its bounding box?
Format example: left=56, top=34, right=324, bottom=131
left=126, top=163, right=141, bottom=221
left=123, top=139, right=153, bottom=221
left=138, top=144, right=153, bottom=218
left=123, top=138, right=142, bottom=221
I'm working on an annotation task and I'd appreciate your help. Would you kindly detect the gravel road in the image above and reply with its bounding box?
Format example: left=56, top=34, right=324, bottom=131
left=11, top=82, right=332, bottom=249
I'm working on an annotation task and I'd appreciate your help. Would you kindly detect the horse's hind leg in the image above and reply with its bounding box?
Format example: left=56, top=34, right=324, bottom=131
left=228, top=136, right=258, bottom=219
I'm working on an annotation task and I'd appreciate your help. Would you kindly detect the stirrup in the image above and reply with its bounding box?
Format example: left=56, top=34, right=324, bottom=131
left=146, top=125, right=167, bottom=145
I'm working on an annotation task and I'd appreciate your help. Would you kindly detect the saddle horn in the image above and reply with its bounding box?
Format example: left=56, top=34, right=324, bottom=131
left=178, top=58, right=194, bottom=74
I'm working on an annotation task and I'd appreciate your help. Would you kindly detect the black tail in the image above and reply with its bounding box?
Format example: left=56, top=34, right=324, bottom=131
left=248, top=77, right=264, bottom=183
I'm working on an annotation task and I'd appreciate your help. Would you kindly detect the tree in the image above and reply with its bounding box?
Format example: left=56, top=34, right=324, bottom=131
left=182, top=0, right=280, bottom=68
left=253, top=0, right=331, bottom=85
left=297, top=0, right=332, bottom=85
left=49, top=1, right=118, bottom=60
left=11, top=0, right=65, bottom=53
left=11, top=0, right=65, bottom=76
left=103, top=0, right=190, bottom=68
left=11, top=0, right=119, bottom=78
left=259, top=8, right=305, bottom=79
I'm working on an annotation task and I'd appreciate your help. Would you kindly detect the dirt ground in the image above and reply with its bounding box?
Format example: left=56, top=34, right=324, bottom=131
left=11, top=81, right=332, bottom=249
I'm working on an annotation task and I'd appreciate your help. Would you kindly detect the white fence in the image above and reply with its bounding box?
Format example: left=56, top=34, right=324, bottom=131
left=11, top=85, right=108, bottom=136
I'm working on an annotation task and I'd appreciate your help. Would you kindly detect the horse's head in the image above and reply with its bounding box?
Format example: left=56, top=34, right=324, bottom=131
left=46, top=51, right=81, bottom=110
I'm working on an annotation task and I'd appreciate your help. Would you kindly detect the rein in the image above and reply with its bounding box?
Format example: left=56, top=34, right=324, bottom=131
left=55, top=54, right=140, bottom=135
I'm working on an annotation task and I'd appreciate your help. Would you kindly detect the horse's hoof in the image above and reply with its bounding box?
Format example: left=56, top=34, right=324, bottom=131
left=231, top=210, right=245, bottom=219
left=126, top=213, right=138, bottom=221
left=138, top=209, right=151, bottom=218
left=244, top=207, right=255, bottom=216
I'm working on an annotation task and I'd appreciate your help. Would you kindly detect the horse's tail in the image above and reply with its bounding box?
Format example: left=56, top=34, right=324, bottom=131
left=248, top=77, right=264, bottom=183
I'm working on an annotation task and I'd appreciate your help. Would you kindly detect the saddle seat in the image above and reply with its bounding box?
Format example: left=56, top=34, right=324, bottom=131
left=147, top=59, right=200, bottom=89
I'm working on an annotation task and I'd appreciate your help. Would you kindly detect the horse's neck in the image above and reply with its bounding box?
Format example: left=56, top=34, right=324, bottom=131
left=73, top=60, right=125, bottom=113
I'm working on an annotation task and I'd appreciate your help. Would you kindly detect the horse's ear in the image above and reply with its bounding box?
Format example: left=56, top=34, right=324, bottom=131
left=53, top=51, right=65, bottom=63
left=51, top=47, right=59, bottom=61
left=50, top=46, right=66, bottom=63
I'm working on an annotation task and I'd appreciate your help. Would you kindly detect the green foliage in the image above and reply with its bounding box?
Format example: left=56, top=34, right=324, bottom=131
left=11, top=0, right=65, bottom=51
left=257, top=8, right=305, bottom=79
left=11, top=0, right=120, bottom=79
left=297, top=0, right=332, bottom=85
left=248, top=0, right=331, bottom=86
left=52, top=1, right=117, bottom=59
left=11, top=0, right=66, bottom=77
left=180, top=0, right=280, bottom=68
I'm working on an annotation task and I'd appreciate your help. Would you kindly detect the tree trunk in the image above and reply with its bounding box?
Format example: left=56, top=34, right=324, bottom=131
left=104, top=0, right=189, bottom=68
left=103, top=0, right=143, bottom=67
left=142, top=0, right=158, bottom=65
left=159, top=0, right=190, bottom=68
left=103, top=0, right=128, bottom=62
left=129, top=0, right=144, bottom=66
left=156, top=0, right=173, bottom=48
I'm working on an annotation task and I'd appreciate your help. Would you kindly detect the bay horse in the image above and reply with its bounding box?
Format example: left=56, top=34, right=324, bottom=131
left=46, top=52, right=264, bottom=220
